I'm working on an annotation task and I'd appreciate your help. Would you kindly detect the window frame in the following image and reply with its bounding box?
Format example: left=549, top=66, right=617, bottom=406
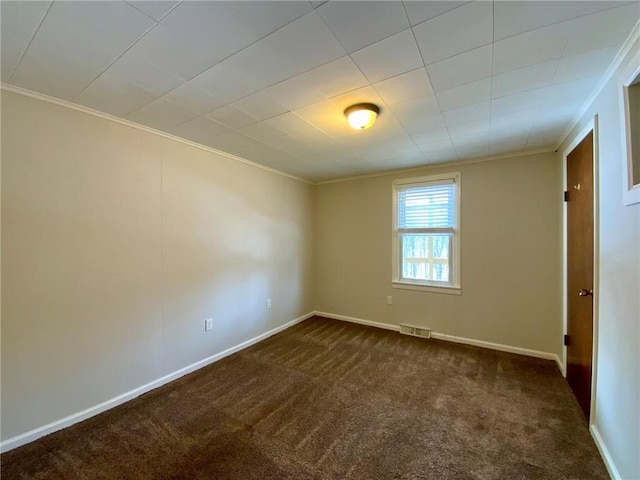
left=391, top=172, right=461, bottom=295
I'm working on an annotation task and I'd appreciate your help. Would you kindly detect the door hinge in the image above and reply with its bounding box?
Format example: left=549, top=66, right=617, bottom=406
left=564, top=191, right=569, bottom=202
left=564, top=334, right=570, bottom=346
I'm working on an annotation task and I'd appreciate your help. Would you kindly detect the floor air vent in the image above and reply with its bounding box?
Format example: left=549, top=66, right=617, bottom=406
left=399, top=325, right=431, bottom=339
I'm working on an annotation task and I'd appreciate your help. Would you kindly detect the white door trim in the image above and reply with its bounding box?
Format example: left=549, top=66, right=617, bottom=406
left=561, top=115, right=600, bottom=428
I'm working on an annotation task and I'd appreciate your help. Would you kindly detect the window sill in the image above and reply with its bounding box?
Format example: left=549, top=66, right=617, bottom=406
left=391, top=282, right=461, bottom=295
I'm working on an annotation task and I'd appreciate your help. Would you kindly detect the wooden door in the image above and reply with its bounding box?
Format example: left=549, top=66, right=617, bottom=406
left=566, top=131, right=595, bottom=421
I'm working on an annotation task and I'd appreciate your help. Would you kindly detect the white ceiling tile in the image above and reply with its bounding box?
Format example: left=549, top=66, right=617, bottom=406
left=455, top=142, right=489, bottom=160
left=126, top=98, right=199, bottom=130
left=540, top=76, right=601, bottom=106
left=106, top=50, right=184, bottom=97
left=489, top=139, right=527, bottom=156
left=190, top=60, right=262, bottom=103
left=317, top=1, right=410, bottom=53
left=573, top=1, right=636, bottom=17
left=490, top=123, right=533, bottom=143
left=491, top=60, right=558, bottom=99
left=264, top=76, right=326, bottom=111
left=563, top=3, right=640, bottom=56
left=163, top=83, right=225, bottom=115
left=443, top=101, right=490, bottom=127
left=161, top=1, right=312, bottom=40
left=264, top=56, right=368, bottom=111
left=264, top=135, right=339, bottom=157
left=413, top=114, right=449, bottom=135
left=490, top=132, right=531, bottom=151
left=389, top=95, right=444, bottom=133
left=404, top=1, right=471, bottom=26
left=368, top=146, right=426, bottom=167
left=127, top=1, right=179, bottom=21
left=424, top=147, right=458, bottom=163
left=491, top=89, right=545, bottom=117
left=426, top=45, right=492, bottom=92
left=238, top=122, right=286, bottom=142
left=418, top=138, right=454, bottom=154
left=12, top=48, right=104, bottom=100
left=121, top=25, right=208, bottom=81
left=263, top=112, right=329, bottom=142
left=493, top=21, right=572, bottom=75
left=493, top=1, right=578, bottom=41
left=380, top=150, right=429, bottom=170
left=11, top=1, right=155, bottom=99
left=294, top=100, right=352, bottom=137
left=351, top=29, right=424, bottom=83
left=410, top=127, right=451, bottom=145
left=289, top=56, right=370, bottom=102
left=491, top=76, right=600, bottom=118
left=525, top=130, right=563, bottom=149
left=448, top=120, right=491, bottom=142
left=329, top=86, right=385, bottom=112
left=437, top=78, right=491, bottom=111
left=131, top=1, right=312, bottom=80
left=232, top=91, right=289, bottom=121
left=73, top=73, right=157, bottom=117
left=206, top=105, right=258, bottom=129
left=490, top=111, right=535, bottom=135
left=490, top=117, right=535, bottom=141
left=222, top=12, right=346, bottom=91
left=554, top=47, right=618, bottom=83
left=168, top=117, right=232, bottom=145
left=373, top=68, right=435, bottom=105
left=533, top=114, right=575, bottom=132
left=40, top=1, right=155, bottom=59
left=452, top=128, right=490, bottom=146
left=0, top=1, right=51, bottom=81
left=413, top=1, right=493, bottom=65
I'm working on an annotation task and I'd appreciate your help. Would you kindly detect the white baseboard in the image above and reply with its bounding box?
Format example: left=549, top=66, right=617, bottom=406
left=430, top=331, right=562, bottom=366
left=0, top=312, right=315, bottom=453
left=590, top=425, right=622, bottom=480
left=314, top=311, right=400, bottom=332
left=315, top=311, right=562, bottom=368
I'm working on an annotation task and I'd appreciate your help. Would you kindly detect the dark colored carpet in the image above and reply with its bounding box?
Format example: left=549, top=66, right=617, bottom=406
left=2, top=316, right=608, bottom=479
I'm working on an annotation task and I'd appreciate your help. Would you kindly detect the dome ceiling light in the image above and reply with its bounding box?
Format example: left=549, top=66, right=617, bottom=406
left=344, top=103, right=380, bottom=130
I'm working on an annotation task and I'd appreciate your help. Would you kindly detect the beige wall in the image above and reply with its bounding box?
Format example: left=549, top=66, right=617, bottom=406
left=560, top=39, right=639, bottom=479
left=1, top=90, right=313, bottom=441
left=314, top=152, right=563, bottom=356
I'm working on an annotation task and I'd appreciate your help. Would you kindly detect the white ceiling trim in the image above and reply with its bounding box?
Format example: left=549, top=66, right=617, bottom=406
left=555, top=19, right=640, bottom=150
left=314, top=148, right=556, bottom=185
left=0, top=83, right=313, bottom=185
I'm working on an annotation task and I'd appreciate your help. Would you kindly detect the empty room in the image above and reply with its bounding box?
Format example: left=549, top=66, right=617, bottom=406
left=1, top=1, right=639, bottom=479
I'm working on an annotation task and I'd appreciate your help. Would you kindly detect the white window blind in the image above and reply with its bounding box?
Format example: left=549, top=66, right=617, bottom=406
left=397, top=180, right=455, bottom=230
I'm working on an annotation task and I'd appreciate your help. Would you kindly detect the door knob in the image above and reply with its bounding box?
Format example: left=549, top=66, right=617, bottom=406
left=578, top=289, right=593, bottom=297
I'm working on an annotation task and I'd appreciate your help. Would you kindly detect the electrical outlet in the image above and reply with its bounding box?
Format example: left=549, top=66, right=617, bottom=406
left=266, top=298, right=272, bottom=309
left=204, top=318, right=213, bottom=332
left=387, top=296, right=393, bottom=305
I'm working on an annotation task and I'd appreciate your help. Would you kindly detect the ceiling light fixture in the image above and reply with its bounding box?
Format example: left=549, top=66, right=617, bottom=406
left=344, top=103, right=380, bottom=130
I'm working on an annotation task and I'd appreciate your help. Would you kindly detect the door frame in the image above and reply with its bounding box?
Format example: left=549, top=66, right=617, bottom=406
left=561, top=115, right=600, bottom=425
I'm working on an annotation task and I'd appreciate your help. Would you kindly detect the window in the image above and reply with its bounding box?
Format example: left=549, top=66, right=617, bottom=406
left=392, top=172, right=460, bottom=294
left=621, top=65, right=640, bottom=205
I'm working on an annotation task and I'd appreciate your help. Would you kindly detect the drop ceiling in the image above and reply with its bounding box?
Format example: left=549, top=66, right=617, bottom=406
left=2, top=1, right=639, bottom=182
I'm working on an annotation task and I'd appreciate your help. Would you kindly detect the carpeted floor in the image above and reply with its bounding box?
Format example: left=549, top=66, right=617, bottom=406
left=2, top=316, right=609, bottom=479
